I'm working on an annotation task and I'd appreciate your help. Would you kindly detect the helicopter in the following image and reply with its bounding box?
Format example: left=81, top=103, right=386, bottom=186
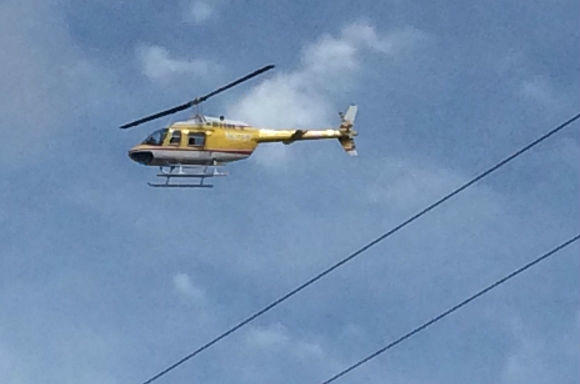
left=121, top=64, right=358, bottom=188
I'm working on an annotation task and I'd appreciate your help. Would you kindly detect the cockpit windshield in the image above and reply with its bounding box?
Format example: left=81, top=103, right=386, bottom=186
left=142, top=128, right=168, bottom=146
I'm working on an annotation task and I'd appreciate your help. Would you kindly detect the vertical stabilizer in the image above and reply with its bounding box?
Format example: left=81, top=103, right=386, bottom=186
left=343, top=105, right=358, bottom=125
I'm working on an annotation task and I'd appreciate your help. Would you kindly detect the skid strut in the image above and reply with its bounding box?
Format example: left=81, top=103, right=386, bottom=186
left=147, top=165, right=227, bottom=188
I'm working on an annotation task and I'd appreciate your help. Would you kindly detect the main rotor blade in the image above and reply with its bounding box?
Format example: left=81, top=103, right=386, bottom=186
left=194, top=64, right=274, bottom=105
left=120, top=101, right=195, bottom=129
left=119, top=64, right=275, bottom=129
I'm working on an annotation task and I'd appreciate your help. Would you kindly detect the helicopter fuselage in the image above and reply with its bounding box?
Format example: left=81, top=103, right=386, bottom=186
left=128, top=115, right=354, bottom=167
left=129, top=120, right=256, bottom=166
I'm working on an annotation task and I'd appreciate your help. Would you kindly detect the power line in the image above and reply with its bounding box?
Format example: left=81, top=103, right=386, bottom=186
left=320, top=234, right=580, bottom=384
left=139, top=113, right=580, bottom=384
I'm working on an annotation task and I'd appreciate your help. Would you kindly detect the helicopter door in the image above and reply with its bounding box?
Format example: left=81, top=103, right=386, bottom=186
left=187, top=132, right=206, bottom=148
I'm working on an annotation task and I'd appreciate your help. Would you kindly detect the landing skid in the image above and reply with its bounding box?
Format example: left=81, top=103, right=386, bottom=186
left=148, top=165, right=227, bottom=188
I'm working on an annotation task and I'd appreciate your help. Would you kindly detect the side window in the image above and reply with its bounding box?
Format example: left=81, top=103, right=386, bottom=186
left=169, top=130, right=181, bottom=146
left=188, top=132, right=206, bottom=147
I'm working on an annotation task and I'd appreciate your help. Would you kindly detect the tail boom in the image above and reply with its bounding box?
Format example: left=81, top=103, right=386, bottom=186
left=256, top=128, right=343, bottom=143
left=254, top=104, right=358, bottom=155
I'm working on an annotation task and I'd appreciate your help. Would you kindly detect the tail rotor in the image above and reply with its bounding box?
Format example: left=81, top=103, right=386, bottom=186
left=338, top=105, right=358, bottom=156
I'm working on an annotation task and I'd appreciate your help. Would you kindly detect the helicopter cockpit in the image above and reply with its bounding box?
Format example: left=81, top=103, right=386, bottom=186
left=142, top=128, right=168, bottom=146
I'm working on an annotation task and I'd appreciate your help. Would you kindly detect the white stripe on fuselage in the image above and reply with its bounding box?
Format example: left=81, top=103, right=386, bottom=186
left=148, top=148, right=251, bottom=165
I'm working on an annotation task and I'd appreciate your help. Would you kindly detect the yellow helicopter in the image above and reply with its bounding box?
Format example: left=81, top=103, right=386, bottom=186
left=121, top=65, right=358, bottom=187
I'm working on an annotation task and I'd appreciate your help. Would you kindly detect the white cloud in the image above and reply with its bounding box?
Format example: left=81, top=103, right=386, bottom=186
left=302, top=23, right=426, bottom=79
left=229, top=73, right=330, bottom=129
left=342, top=23, right=425, bottom=56
left=226, top=22, right=427, bottom=165
left=251, top=142, right=293, bottom=168
left=173, top=272, right=205, bottom=302
left=555, top=137, right=580, bottom=170
left=358, top=153, right=507, bottom=219
left=187, top=1, right=215, bottom=24
left=301, top=35, right=358, bottom=75
left=138, top=45, right=214, bottom=83
left=0, top=343, right=29, bottom=384
left=498, top=53, right=568, bottom=112
left=245, top=323, right=290, bottom=347
left=365, top=157, right=464, bottom=208
left=500, top=312, right=580, bottom=384
left=245, top=323, right=324, bottom=359
left=0, top=0, right=112, bottom=165
left=519, top=76, right=559, bottom=108
left=229, top=23, right=427, bottom=125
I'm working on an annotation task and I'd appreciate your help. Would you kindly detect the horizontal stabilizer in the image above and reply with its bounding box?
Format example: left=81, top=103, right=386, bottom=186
left=339, top=137, right=358, bottom=156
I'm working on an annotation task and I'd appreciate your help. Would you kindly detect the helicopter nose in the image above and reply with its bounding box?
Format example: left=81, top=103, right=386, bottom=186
left=128, top=149, right=153, bottom=165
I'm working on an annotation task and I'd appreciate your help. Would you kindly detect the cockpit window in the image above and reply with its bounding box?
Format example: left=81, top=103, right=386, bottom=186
left=142, top=129, right=168, bottom=146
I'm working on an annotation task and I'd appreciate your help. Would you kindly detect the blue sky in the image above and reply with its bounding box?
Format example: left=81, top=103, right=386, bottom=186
left=1, top=0, right=579, bottom=383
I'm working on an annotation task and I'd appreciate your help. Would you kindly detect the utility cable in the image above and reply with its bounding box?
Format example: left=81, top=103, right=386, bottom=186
left=139, top=113, right=580, bottom=384
left=320, top=234, right=580, bottom=384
